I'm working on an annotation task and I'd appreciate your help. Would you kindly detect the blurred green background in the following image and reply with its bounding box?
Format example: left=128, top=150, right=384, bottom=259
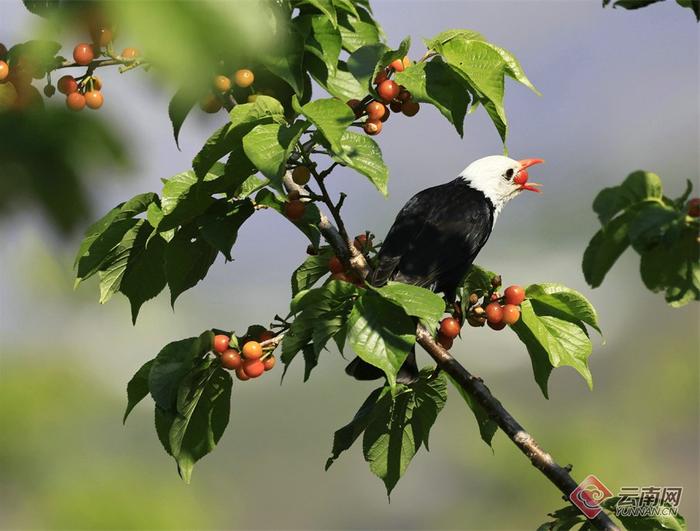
left=1, top=1, right=698, bottom=529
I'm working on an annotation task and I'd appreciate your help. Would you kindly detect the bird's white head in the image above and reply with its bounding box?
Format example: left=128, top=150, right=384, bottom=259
left=459, top=155, right=544, bottom=217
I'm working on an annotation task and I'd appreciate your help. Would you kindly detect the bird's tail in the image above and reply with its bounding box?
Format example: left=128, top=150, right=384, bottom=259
left=345, top=348, right=419, bottom=385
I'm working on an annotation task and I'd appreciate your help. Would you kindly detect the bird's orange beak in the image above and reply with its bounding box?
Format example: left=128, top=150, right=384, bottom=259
left=515, top=158, right=544, bottom=193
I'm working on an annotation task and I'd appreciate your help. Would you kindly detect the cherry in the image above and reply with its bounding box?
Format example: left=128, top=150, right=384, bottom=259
left=242, top=340, right=263, bottom=360
left=213, top=334, right=230, bottom=354
left=84, top=90, right=103, bottom=110
left=121, top=47, right=139, bottom=60
left=234, top=69, right=254, bottom=88
left=66, top=92, right=86, bottom=111
left=259, top=330, right=275, bottom=342
left=0, top=61, right=8, bottom=82
left=402, top=57, right=412, bottom=69
left=57, top=75, right=78, bottom=95
left=504, top=285, right=526, bottom=306
left=389, top=100, right=403, bottom=113
left=439, top=317, right=461, bottom=339
left=263, top=355, right=276, bottom=371
left=437, top=333, right=454, bottom=349
left=401, top=100, right=420, bottom=117
left=688, top=198, right=700, bottom=217
left=243, top=359, right=265, bottom=378
left=346, top=98, right=363, bottom=117
left=365, top=100, right=385, bottom=120
left=398, top=90, right=411, bottom=102
left=363, top=119, right=382, bottom=136
left=389, top=58, right=406, bottom=72
left=91, top=27, right=113, bottom=47
left=328, top=256, right=344, bottom=274
left=501, top=304, right=521, bottom=325
left=485, top=302, right=503, bottom=324
left=488, top=320, right=506, bottom=331
left=292, top=165, right=311, bottom=185
left=377, top=80, right=400, bottom=103
left=235, top=367, right=250, bottom=381
left=287, top=189, right=301, bottom=201
left=214, top=75, right=232, bottom=92
left=221, top=349, right=243, bottom=370
left=73, top=43, right=94, bottom=65
left=380, top=106, right=390, bottom=122
left=43, top=84, right=55, bottom=97
left=490, top=292, right=501, bottom=302
left=284, top=199, right=306, bottom=221
left=374, top=69, right=388, bottom=85
left=199, top=93, right=222, bottom=113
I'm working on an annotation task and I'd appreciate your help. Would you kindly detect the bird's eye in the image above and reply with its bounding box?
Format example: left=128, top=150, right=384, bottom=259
left=505, top=168, right=515, bottom=180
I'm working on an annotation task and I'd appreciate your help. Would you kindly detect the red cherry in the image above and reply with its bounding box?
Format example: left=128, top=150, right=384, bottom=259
left=487, top=320, right=506, bottom=331
left=212, top=334, right=230, bottom=354
left=57, top=75, right=79, bottom=95
left=437, top=333, right=454, bottom=349
left=688, top=198, right=700, bottom=217
left=389, top=58, right=405, bottom=72
left=66, top=92, right=86, bottom=111
left=84, top=90, right=103, bottom=109
left=259, top=330, right=275, bottom=342
left=389, top=100, right=403, bottom=113
left=363, top=119, right=382, bottom=136
left=439, top=317, right=461, bottom=339
left=242, top=341, right=263, bottom=360
left=263, top=356, right=276, bottom=371
left=401, top=100, right=420, bottom=117
left=502, top=304, right=521, bottom=325
left=503, top=285, right=526, bottom=306
left=235, top=367, right=250, bottom=381
left=485, top=302, right=503, bottom=324
left=377, top=80, right=400, bottom=103
left=221, top=349, right=243, bottom=370
left=374, top=69, right=388, bottom=85
left=284, top=200, right=306, bottom=221
left=243, top=359, right=265, bottom=378
left=0, top=61, right=8, bottom=82
left=73, top=43, right=94, bottom=65
left=365, top=101, right=385, bottom=120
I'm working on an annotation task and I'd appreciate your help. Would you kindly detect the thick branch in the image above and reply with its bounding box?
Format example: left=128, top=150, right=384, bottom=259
left=307, top=190, right=618, bottom=530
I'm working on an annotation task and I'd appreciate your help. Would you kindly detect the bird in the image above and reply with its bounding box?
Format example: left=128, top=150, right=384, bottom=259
left=346, top=155, right=544, bottom=384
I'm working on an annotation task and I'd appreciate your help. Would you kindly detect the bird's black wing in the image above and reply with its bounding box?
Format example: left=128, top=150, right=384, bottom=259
left=371, top=179, right=494, bottom=299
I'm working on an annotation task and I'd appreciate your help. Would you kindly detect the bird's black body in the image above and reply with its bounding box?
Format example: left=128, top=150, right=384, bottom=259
left=346, top=178, right=495, bottom=383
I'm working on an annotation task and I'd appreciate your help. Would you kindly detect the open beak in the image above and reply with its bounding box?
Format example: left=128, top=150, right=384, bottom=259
left=515, top=158, right=544, bottom=193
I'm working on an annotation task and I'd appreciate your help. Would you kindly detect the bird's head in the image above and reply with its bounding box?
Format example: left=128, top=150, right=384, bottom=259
left=459, top=155, right=544, bottom=212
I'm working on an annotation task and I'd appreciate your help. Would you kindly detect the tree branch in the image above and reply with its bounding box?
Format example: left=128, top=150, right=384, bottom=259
left=300, top=183, right=619, bottom=530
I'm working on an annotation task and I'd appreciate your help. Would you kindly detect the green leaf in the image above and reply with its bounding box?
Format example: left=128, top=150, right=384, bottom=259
left=260, top=26, right=305, bottom=95
left=334, top=131, right=389, bottom=196
left=640, top=228, right=700, bottom=307
left=197, top=199, right=255, bottom=261
left=592, top=170, right=663, bottom=225
left=582, top=212, right=632, bottom=288
left=628, top=203, right=683, bottom=253
left=165, top=232, right=218, bottom=305
left=490, top=44, right=540, bottom=95
left=326, top=387, right=386, bottom=470
left=394, top=60, right=471, bottom=137
left=372, top=281, right=445, bottom=332
left=75, top=192, right=157, bottom=279
left=169, top=365, right=232, bottom=484
left=168, top=85, right=198, bottom=149
left=337, top=10, right=382, bottom=53
left=148, top=331, right=214, bottom=411
left=511, top=300, right=593, bottom=397
left=601, top=497, right=687, bottom=531
left=123, top=359, right=154, bottom=424
left=446, top=374, right=497, bottom=447
left=424, top=29, right=486, bottom=50
left=525, top=283, right=602, bottom=334
left=294, top=97, right=355, bottom=158
left=306, top=56, right=367, bottom=101
left=242, top=120, right=309, bottom=188
left=295, top=0, right=338, bottom=27
left=291, top=246, right=334, bottom=295
left=347, top=293, right=416, bottom=389
left=363, top=369, right=447, bottom=496
left=347, top=43, right=387, bottom=91
left=297, top=14, right=341, bottom=75
left=437, top=38, right=508, bottom=142
left=192, top=96, right=285, bottom=179
left=119, top=227, right=167, bottom=323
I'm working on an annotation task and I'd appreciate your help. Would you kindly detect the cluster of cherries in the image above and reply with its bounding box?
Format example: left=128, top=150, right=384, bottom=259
left=199, top=68, right=255, bottom=113
left=435, top=281, right=526, bottom=349
left=212, top=331, right=276, bottom=382
left=346, top=56, right=420, bottom=136
left=326, top=234, right=372, bottom=286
